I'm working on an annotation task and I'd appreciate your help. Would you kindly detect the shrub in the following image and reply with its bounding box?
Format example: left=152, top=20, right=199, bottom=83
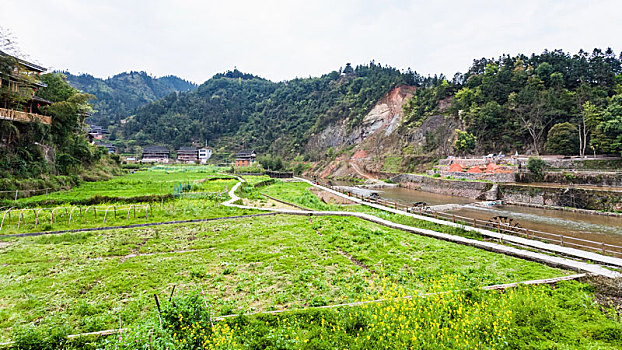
left=527, top=157, right=546, bottom=179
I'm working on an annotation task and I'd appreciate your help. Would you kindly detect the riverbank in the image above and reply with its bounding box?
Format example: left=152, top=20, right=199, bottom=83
left=389, top=173, right=622, bottom=212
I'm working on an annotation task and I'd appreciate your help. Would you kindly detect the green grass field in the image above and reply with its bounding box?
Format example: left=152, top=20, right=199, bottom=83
left=15, top=166, right=230, bottom=205
left=1, top=170, right=620, bottom=349
left=0, top=214, right=570, bottom=342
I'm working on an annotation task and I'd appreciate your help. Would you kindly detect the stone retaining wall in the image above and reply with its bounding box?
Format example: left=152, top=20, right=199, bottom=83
left=516, top=171, right=622, bottom=187
left=390, top=174, right=493, bottom=199
left=390, top=173, right=622, bottom=211
left=430, top=171, right=515, bottom=183
left=498, top=184, right=622, bottom=211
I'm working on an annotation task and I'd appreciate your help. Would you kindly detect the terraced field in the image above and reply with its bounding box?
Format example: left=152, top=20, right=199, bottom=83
left=1, top=168, right=620, bottom=349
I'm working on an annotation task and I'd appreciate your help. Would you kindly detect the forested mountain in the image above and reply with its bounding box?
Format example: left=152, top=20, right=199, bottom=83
left=119, top=49, right=622, bottom=160
left=404, top=48, right=622, bottom=156
left=121, top=63, right=416, bottom=155
left=63, top=71, right=197, bottom=126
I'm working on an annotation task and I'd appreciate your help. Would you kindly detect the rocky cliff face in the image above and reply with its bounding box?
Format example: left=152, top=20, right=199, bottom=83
left=306, top=85, right=417, bottom=151
left=306, top=85, right=459, bottom=179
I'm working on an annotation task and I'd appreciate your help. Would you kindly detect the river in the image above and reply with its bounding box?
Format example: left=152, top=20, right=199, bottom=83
left=372, top=186, right=622, bottom=247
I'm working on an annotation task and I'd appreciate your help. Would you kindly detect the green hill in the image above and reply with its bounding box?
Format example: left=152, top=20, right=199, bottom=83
left=120, top=63, right=415, bottom=156
left=63, top=71, right=197, bottom=126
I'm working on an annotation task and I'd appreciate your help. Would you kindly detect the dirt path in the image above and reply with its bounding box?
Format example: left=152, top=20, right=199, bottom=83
left=349, top=160, right=374, bottom=179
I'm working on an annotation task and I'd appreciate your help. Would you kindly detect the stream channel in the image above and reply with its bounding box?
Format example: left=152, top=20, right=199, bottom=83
left=339, top=184, right=622, bottom=247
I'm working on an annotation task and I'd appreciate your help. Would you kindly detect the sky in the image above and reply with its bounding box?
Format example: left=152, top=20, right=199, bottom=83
left=1, top=0, right=622, bottom=84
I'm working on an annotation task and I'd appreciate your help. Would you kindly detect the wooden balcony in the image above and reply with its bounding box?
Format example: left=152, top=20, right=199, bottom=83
left=0, top=107, right=51, bottom=125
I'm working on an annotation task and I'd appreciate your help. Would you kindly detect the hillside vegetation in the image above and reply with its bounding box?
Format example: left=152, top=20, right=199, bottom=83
left=404, top=48, right=622, bottom=156
left=0, top=67, right=121, bottom=188
left=121, top=64, right=417, bottom=155
left=116, top=49, right=622, bottom=165
left=64, top=71, right=197, bottom=126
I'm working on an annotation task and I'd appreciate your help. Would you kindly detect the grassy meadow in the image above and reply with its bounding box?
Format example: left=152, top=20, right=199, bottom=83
left=1, top=169, right=620, bottom=348
left=1, top=215, right=570, bottom=342
left=0, top=167, right=245, bottom=235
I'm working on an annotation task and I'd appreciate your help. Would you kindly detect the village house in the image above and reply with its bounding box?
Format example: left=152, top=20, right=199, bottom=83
left=97, top=143, right=117, bottom=154
left=87, top=125, right=109, bottom=140
left=234, top=150, right=256, bottom=167
left=142, top=145, right=170, bottom=163
left=198, top=147, right=212, bottom=164
left=0, top=50, right=52, bottom=125
left=176, top=146, right=198, bottom=163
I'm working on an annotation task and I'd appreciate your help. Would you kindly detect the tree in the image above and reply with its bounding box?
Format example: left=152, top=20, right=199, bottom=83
left=453, top=130, right=476, bottom=155
left=577, top=101, right=600, bottom=157
left=508, top=88, right=556, bottom=155
left=597, top=95, right=622, bottom=155
left=546, top=122, right=578, bottom=155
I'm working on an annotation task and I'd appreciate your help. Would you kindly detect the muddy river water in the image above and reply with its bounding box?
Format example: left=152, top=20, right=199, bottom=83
left=373, top=186, right=622, bottom=247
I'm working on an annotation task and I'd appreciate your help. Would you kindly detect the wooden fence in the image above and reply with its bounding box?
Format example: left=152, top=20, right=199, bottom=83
left=0, top=204, right=152, bottom=232
left=312, top=180, right=622, bottom=258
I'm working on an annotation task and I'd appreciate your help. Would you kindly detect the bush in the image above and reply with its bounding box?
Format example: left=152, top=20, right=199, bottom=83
left=527, top=157, right=546, bottom=178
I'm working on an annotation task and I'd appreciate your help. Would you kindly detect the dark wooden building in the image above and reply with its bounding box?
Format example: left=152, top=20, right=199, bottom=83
left=142, top=145, right=170, bottom=163
left=234, top=150, right=256, bottom=167
left=0, top=50, right=52, bottom=125
left=176, top=146, right=198, bottom=163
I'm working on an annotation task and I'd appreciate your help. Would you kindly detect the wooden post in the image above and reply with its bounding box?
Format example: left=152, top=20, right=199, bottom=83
left=452, top=215, right=455, bottom=223
left=560, top=236, right=564, bottom=246
left=497, top=221, right=501, bottom=233
left=434, top=212, right=438, bottom=219
left=154, top=294, right=162, bottom=329
left=601, top=242, right=605, bottom=254
left=473, top=218, right=477, bottom=228
left=14, top=190, right=18, bottom=202
left=525, top=228, right=529, bottom=239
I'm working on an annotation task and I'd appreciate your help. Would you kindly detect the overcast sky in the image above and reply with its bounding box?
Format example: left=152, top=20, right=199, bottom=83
left=1, top=0, right=621, bottom=83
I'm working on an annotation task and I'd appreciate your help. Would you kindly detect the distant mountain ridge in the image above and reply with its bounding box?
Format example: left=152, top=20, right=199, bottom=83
left=120, top=64, right=417, bottom=157
left=62, top=71, right=197, bottom=125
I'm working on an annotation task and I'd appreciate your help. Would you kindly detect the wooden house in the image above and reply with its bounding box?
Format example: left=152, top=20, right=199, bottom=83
left=88, top=125, right=110, bottom=140
left=142, top=145, right=170, bottom=163
left=0, top=50, right=52, bottom=125
left=100, top=143, right=117, bottom=154
left=176, top=146, right=198, bottom=163
left=234, top=150, right=256, bottom=167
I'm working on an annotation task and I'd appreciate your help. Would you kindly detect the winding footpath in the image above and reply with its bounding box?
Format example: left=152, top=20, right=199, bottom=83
left=224, top=176, right=621, bottom=278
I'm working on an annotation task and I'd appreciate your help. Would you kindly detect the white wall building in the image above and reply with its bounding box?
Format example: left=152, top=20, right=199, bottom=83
left=198, top=148, right=213, bottom=164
